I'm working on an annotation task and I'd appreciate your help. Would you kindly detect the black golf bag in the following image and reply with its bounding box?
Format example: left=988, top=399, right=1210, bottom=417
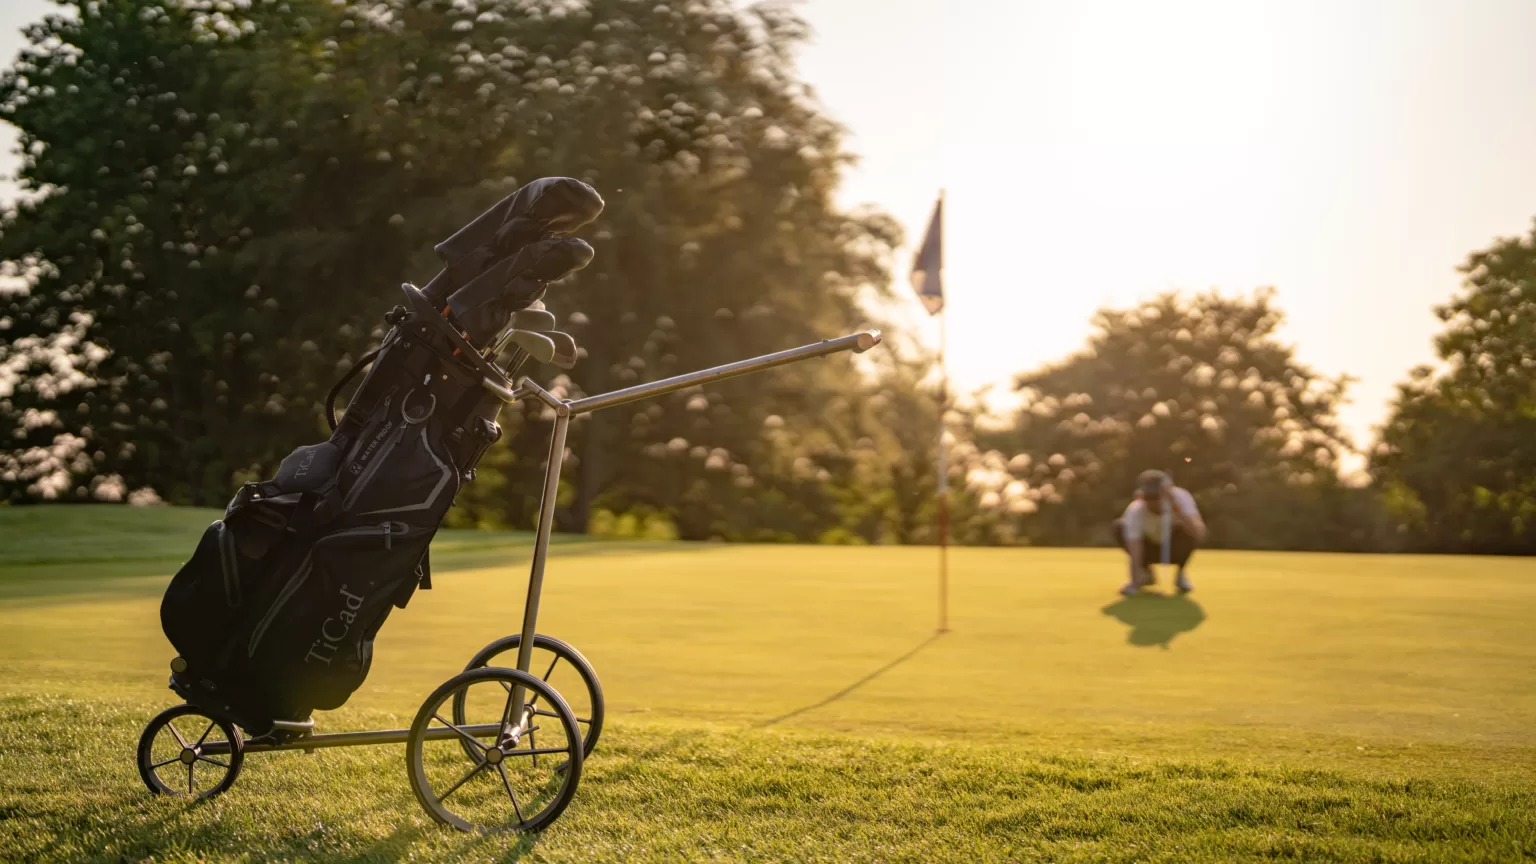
left=159, top=178, right=603, bottom=733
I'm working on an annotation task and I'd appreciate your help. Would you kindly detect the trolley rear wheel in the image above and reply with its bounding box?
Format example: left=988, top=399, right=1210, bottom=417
left=137, top=704, right=245, bottom=798
left=456, top=634, right=604, bottom=761
left=407, top=667, right=583, bottom=833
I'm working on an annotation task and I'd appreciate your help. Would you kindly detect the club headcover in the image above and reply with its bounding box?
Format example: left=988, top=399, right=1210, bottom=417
left=423, top=177, right=604, bottom=307
left=446, top=236, right=594, bottom=345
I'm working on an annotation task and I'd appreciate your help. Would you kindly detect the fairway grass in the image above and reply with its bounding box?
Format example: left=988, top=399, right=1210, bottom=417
left=1, top=506, right=1533, bottom=862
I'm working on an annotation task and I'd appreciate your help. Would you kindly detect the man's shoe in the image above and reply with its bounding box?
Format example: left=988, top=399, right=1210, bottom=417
left=1120, top=581, right=1139, bottom=597
left=1175, top=569, right=1193, bottom=594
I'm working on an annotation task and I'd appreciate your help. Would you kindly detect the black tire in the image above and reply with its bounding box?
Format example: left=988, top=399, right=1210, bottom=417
left=137, top=704, right=245, bottom=798
left=407, top=667, right=583, bottom=833
left=455, top=634, right=604, bottom=761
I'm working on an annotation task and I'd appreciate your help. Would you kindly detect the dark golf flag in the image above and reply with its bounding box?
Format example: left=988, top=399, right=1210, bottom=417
left=910, top=196, right=943, bottom=315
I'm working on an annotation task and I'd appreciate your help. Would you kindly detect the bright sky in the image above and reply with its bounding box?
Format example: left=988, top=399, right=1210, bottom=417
left=795, top=0, right=1536, bottom=459
left=6, top=0, right=1536, bottom=458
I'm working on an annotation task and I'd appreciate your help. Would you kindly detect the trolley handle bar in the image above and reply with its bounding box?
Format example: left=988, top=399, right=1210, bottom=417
left=564, top=329, right=881, bottom=416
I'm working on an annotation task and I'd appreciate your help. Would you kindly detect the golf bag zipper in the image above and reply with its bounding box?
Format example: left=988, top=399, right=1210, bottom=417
left=246, top=522, right=409, bottom=657
left=357, top=429, right=456, bottom=517
left=248, top=553, right=313, bottom=658
left=341, top=424, right=409, bottom=512
left=216, top=520, right=241, bottom=608
left=340, top=390, right=437, bottom=514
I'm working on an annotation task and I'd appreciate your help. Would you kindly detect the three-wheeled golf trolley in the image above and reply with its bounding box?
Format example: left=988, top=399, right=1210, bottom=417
left=135, top=276, right=882, bottom=832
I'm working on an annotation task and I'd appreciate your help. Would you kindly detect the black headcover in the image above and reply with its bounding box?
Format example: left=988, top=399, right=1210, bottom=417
left=421, top=177, right=604, bottom=343
left=446, top=236, right=595, bottom=345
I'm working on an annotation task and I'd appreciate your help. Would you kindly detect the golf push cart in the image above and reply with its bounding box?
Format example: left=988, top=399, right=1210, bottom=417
left=133, top=179, right=883, bottom=833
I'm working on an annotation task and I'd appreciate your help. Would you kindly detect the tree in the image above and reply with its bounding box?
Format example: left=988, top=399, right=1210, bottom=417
left=981, top=290, right=1376, bottom=550
left=0, top=0, right=518, bottom=503
left=1373, top=221, right=1536, bottom=554
left=0, top=0, right=901, bottom=534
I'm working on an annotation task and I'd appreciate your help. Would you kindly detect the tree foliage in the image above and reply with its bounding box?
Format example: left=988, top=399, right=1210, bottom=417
left=11, top=3, right=1527, bottom=554
left=981, top=290, right=1384, bottom=550
left=1372, top=221, right=1536, bottom=554
left=0, top=0, right=905, bottom=541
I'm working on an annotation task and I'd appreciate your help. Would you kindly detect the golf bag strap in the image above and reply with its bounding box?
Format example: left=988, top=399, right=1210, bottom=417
left=325, top=347, right=382, bottom=432
left=391, top=550, right=432, bottom=609
left=225, top=479, right=286, bottom=517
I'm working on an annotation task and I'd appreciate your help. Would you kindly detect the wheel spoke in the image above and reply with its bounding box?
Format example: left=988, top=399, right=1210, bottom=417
left=165, top=720, right=189, bottom=749
left=187, top=762, right=195, bottom=795
left=149, top=757, right=181, bottom=769
left=528, top=727, right=537, bottom=769
left=196, top=755, right=228, bottom=768
left=503, top=746, right=573, bottom=757
left=530, top=707, right=591, bottom=725
left=431, top=713, right=486, bottom=753
left=496, top=763, right=526, bottom=824
left=194, top=721, right=217, bottom=747
left=523, top=654, right=560, bottom=711
left=436, top=761, right=488, bottom=805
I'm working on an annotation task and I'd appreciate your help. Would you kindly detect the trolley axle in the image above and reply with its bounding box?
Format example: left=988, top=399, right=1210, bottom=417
left=201, top=721, right=519, bottom=755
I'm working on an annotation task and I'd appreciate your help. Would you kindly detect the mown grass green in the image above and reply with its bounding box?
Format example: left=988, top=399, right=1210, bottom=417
left=1, top=506, right=1532, bottom=862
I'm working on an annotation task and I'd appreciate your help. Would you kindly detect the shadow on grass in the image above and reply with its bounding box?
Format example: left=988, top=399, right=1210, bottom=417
left=755, top=633, right=945, bottom=728
left=1100, top=592, right=1206, bottom=648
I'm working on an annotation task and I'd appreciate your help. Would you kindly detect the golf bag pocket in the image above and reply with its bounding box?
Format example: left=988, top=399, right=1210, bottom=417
left=223, top=486, right=303, bottom=561
left=161, top=519, right=271, bottom=671
left=338, top=390, right=460, bottom=519
left=245, top=521, right=433, bottom=714
left=273, top=442, right=341, bottom=494
left=446, top=416, right=502, bottom=481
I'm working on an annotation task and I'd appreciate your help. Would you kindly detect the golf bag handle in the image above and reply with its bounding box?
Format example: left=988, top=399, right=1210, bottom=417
left=564, top=329, right=882, bottom=416
left=484, top=329, right=883, bottom=411
left=324, top=347, right=381, bottom=432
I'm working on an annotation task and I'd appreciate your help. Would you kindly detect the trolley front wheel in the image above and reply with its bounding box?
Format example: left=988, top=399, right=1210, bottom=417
left=136, top=704, right=245, bottom=798
left=457, top=634, right=604, bottom=760
left=408, top=667, right=584, bottom=833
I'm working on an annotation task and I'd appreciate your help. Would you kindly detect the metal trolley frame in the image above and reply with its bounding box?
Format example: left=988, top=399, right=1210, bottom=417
left=135, top=303, right=882, bottom=833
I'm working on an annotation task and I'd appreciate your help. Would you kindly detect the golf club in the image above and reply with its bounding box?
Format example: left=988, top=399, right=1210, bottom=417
left=507, top=330, right=557, bottom=365
left=512, top=308, right=557, bottom=333
left=547, top=331, right=578, bottom=370
left=488, top=306, right=559, bottom=358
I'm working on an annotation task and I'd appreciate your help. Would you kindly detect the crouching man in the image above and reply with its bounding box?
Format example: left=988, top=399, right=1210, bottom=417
left=1113, top=469, right=1205, bottom=596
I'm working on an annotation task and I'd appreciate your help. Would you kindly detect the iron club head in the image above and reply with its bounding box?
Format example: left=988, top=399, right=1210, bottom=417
left=511, top=308, right=557, bottom=333
left=546, top=331, right=578, bottom=369
left=508, top=330, right=557, bottom=365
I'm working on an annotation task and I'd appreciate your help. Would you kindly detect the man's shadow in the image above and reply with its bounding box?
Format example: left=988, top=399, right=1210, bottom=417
left=1101, top=591, right=1205, bottom=648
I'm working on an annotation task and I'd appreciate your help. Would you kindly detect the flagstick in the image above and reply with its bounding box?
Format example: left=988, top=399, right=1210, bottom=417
left=937, top=298, right=950, bottom=634
left=912, top=189, right=950, bottom=635
left=936, top=189, right=949, bottom=635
